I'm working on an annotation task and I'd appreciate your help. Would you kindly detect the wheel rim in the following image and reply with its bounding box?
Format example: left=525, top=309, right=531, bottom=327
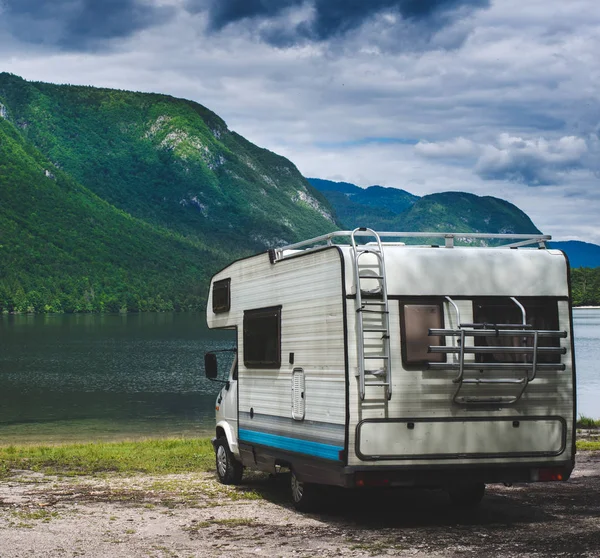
left=216, top=445, right=228, bottom=478
left=291, top=472, right=304, bottom=503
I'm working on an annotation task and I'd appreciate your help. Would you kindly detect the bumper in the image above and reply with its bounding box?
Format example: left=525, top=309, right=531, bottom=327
left=342, top=461, right=574, bottom=488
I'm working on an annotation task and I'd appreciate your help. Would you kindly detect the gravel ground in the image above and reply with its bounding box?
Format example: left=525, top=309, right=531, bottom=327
left=0, top=452, right=599, bottom=558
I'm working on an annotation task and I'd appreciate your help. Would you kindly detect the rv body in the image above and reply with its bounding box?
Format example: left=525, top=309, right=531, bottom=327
left=206, top=230, right=575, bottom=506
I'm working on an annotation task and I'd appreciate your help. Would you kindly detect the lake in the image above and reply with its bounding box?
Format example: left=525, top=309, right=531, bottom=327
left=0, top=309, right=598, bottom=444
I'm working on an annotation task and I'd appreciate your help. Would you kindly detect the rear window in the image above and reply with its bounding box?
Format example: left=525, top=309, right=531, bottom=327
left=473, top=297, right=560, bottom=364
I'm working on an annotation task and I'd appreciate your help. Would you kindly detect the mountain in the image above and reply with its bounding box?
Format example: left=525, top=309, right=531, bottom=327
left=1, top=73, right=596, bottom=314
left=310, top=179, right=600, bottom=267
left=307, top=178, right=418, bottom=230
left=0, top=73, right=335, bottom=252
left=396, top=191, right=541, bottom=236
left=0, top=73, right=337, bottom=312
left=309, top=178, right=540, bottom=240
left=549, top=241, right=600, bottom=268
left=0, top=111, right=235, bottom=312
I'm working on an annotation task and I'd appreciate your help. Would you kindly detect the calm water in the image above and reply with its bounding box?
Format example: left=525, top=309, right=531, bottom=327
left=573, top=308, right=600, bottom=420
left=0, top=313, right=235, bottom=443
left=0, top=310, right=598, bottom=444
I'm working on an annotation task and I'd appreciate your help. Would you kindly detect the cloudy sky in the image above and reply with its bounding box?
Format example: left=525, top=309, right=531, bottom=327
left=1, top=0, right=599, bottom=243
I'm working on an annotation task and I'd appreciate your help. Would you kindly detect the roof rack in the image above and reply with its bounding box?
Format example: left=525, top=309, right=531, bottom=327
left=273, top=229, right=551, bottom=261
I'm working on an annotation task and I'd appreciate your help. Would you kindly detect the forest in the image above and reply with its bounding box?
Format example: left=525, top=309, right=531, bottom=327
left=571, top=268, right=600, bottom=307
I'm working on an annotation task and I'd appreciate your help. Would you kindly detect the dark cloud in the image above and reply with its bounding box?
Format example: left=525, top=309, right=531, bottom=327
left=416, top=134, right=590, bottom=187
left=474, top=135, right=589, bottom=186
left=2, top=0, right=175, bottom=50
left=187, top=0, right=490, bottom=46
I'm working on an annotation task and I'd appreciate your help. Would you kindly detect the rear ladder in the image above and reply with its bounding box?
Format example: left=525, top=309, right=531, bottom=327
left=351, top=227, right=392, bottom=401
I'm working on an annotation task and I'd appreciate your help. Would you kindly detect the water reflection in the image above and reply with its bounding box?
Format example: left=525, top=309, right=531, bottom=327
left=572, top=308, right=600, bottom=420
left=0, top=309, right=598, bottom=444
left=0, top=313, right=235, bottom=443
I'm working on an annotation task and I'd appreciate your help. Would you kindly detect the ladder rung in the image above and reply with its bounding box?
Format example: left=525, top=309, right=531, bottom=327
left=363, top=301, right=386, bottom=305
left=365, top=369, right=386, bottom=376
left=364, top=355, right=389, bottom=359
left=363, top=328, right=388, bottom=332
left=359, top=274, right=383, bottom=279
left=358, top=309, right=388, bottom=314
left=364, top=382, right=390, bottom=387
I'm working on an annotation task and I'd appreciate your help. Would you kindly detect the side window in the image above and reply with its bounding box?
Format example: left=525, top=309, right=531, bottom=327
left=400, top=301, right=445, bottom=365
left=473, top=297, right=560, bottom=364
left=212, top=278, right=231, bottom=314
left=243, top=306, right=282, bottom=368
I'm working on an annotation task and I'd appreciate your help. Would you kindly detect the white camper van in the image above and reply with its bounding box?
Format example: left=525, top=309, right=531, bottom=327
left=204, top=228, right=576, bottom=511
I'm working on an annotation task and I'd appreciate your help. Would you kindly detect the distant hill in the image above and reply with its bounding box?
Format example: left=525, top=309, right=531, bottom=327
left=310, top=179, right=600, bottom=270
left=308, top=178, right=541, bottom=242
left=0, top=73, right=337, bottom=312
left=307, top=178, right=418, bottom=230
left=549, top=241, right=600, bottom=268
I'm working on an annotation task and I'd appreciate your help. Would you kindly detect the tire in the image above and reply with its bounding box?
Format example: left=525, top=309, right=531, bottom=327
left=448, top=482, right=486, bottom=508
left=290, top=469, right=320, bottom=512
left=214, top=437, right=243, bottom=485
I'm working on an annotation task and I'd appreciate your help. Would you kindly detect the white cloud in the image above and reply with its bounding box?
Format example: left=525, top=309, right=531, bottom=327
left=1, top=0, right=600, bottom=243
left=415, top=137, right=479, bottom=159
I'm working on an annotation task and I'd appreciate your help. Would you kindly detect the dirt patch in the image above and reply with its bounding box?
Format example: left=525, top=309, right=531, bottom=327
left=1, top=453, right=599, bottom=557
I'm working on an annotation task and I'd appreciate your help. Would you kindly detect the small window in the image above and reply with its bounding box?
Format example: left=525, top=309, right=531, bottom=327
left=212, top=278, right=231, bottom=313
left=400, top=302, right=445, bottom=365
left=243, top=306, right=281, bottom=368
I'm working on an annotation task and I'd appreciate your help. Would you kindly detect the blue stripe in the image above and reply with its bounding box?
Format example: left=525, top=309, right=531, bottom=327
left=239, top=429, right=343, bottom=461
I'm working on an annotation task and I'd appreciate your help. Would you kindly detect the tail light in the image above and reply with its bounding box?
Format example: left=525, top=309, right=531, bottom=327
left=531, top=468, right=565, bottom=482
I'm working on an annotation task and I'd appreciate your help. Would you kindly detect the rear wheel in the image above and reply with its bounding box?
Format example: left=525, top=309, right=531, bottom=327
left=448, top=483, right=485, bottom=508
left=290, top=469, right=320, bottom=512
left=215, top=437, right=243, bottom=485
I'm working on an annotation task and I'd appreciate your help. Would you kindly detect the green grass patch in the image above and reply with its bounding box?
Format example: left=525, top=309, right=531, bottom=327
left=576, top=415, right=600, bottom=429
left=576, top=440, right=600, bottom=451
left=2, top=435, right=597, bottom=480
left=0, top=437, right=214, bottom=477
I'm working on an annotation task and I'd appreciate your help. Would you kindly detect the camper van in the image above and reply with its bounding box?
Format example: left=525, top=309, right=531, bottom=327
left=204, top=228, right=576, bottom=511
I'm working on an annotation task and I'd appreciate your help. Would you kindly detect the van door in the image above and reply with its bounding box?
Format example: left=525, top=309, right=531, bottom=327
left=218, top=355, right=239, bottom=436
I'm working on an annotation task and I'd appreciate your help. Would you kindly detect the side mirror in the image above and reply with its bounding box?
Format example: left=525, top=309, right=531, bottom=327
left=204, top=353, right=218, bottom=379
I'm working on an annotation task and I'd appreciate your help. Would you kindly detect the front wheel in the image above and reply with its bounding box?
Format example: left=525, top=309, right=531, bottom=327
left=290, top=470, right=320, bottom=512
left=448, top=482, right=485, bottom=508
left=215, top=437, right=243, bottom=485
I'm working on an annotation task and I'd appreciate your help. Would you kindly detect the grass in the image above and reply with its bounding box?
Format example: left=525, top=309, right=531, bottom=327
left=576, top=440, right=600, bottom=451
left=0, top=434, right=598, bottom=481
left=0, top=437, right=215, bottom=478
left=576, top=415, right=600, bottom=429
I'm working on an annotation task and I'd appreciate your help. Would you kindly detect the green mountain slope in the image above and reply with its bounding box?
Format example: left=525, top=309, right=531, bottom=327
left=307, top=178, right=419, bottom=229
left=0, top=73, right=336, bottom=252
left=309, top=179, right=541, bottom=241
left=397, top=192, right=541, bottom=236
left=0, top=109, right=232, bottom=313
